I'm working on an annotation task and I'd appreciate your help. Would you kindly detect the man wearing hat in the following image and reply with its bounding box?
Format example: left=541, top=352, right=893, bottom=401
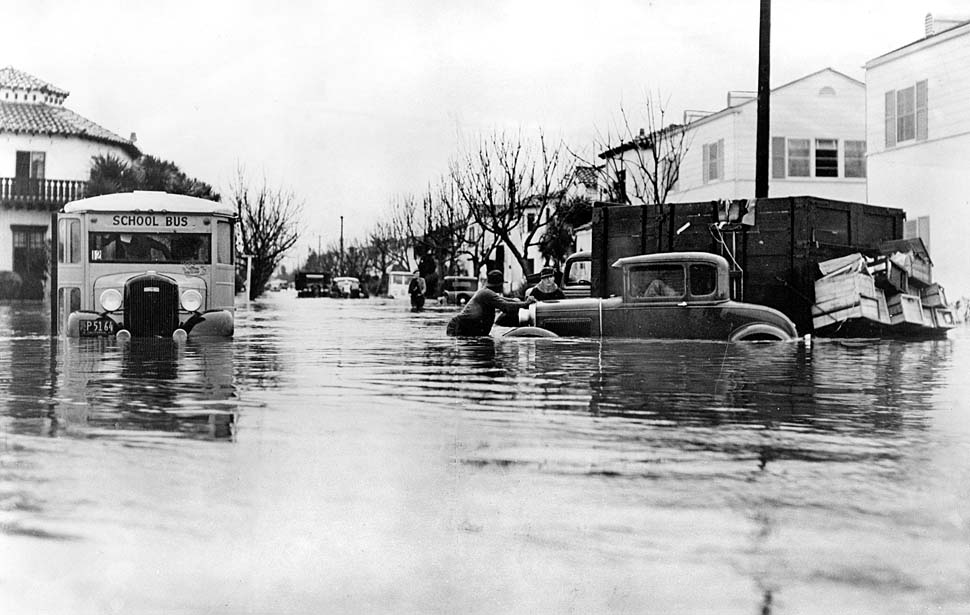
left=526, top=267, right=565, bottom=301
left=445, top=270, right=536, bottom=336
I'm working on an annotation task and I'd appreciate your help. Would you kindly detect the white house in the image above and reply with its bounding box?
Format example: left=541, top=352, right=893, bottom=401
left=0, top=67, right=139, bottom=299
left=602, top=68, right=868, bottom=205
left=865, top=14, right=970, bottom=297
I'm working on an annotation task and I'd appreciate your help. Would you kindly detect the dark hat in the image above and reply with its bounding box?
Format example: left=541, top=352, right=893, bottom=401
left=540, top=267, right=555, bottom=278
left=486, top=270, right=504, bottom=288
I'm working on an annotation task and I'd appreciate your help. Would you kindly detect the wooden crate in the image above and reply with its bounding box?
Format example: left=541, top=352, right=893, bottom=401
left=814, top=272, right=877, bottom=305
left=932, top=307, right=957, bottom=328
left=812, top=293, right=886, bottom=329
left=921, top=283, right=947, bottom=308
left=869, top=256, right=909, bottom=295
left=887, top=293, right=925, bottom=326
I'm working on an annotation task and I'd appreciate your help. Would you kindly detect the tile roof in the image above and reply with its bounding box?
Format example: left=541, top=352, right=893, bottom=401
left=572, top=165, right=600, bottom=187
left=0, top=101, right=139, bottom=156
left=0, top=66, right=69, bottom=96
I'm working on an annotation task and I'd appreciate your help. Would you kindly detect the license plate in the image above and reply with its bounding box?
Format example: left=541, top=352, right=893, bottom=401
left=80, top=317, right=118, bottom=337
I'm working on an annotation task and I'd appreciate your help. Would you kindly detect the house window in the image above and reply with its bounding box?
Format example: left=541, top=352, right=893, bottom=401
left=527, top=213, right=536, bottom=232
left=815, top=139, right=838, bottom=177
left=845, top=140, right=866, bottom=178
left=885, top=80, right=928, bottom=147
left=15, top=151, right=46, bottom=196
left=788, top=139, right=810, bottom=177
left=702, top=139, right=724, bottom=183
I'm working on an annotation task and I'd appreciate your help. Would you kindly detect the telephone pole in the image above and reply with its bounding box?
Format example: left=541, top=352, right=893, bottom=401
left=339, top=215, right=344, bottom=276
left=755, top=0, right=771, bottom=199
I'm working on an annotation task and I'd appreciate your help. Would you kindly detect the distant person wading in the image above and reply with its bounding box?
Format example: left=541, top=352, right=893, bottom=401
left=408, top=271, right=427, bottom=312
left=445, top=270, right=535, bottom=336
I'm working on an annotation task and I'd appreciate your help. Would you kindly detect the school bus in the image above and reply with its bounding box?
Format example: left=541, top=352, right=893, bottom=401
left=52, top=191, right=237, bottom=338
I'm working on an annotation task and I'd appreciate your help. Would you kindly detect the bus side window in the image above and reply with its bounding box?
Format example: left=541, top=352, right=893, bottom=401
left=69, top=220, right=80, bottom=263
left=217, top=221, right=232, bottom=264
left=58, top=219, right=81, bottom=264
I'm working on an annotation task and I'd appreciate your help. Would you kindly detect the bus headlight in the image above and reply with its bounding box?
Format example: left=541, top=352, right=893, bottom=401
left=180, top=289, right=203, bottom=312
left=100, top=288, right=123, bottom=312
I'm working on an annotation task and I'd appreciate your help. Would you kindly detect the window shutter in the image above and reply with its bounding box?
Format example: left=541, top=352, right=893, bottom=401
left=716, top=139, right=724, bottom=180
left=702, top=143, right=710, bottom=183
left=884, top=90, right=897, bottom=148
left=771, top=136, right=786, bottom=178
left=916, top=80, right=928, bottom=141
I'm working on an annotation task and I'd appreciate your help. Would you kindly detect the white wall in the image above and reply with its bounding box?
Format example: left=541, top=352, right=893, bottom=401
left=868, top=138, right=970, bottom=296
left=0, top=134, right=133, bottom=180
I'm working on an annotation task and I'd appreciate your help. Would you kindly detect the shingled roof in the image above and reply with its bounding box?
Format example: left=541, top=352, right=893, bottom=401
left=0, top=67, right=139, bottom=157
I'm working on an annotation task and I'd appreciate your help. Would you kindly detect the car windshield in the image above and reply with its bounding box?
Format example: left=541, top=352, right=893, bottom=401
left=565, top=260, right=591, bottom=285
left=89, top=232, right=211, bottom=264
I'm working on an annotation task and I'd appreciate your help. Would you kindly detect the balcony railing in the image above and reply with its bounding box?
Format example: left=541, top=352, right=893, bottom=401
left=0, top=177, right=87, bottom=211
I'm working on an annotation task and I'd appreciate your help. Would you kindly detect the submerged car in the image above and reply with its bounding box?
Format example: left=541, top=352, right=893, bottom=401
left=515, top=252, right=798, bottom=341
left=331, top=276, right=367, bottom=299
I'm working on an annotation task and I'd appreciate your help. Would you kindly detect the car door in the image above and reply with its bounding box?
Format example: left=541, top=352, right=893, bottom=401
left=606, top=263, right=687, bottom=338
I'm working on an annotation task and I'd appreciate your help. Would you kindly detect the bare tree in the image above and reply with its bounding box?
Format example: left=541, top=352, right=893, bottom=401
left=576, top=92, right=691, bottom=207
left=450, top=129, right=568, bottom=277
left=230, top=169, right=302, bottom=300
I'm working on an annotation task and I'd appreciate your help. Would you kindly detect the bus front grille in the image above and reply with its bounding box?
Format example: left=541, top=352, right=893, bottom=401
left=124, top=274, right=180, bottom=337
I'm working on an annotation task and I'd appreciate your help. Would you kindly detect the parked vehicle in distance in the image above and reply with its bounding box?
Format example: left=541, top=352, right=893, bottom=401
left=53, top=191, right=236, bottom=338
left=442, top=276, right=479, bottom=305
left=514, top=252, right=798, bottom=341
left=295, top=272, right=331, bottom=297
left=562, top=251, right=591, bottom=298
left=332, top=276, right=367, bottom=298
left=386, top=270, right=412, bottom=299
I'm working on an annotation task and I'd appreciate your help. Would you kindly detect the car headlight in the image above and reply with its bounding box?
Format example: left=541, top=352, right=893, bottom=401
left=180, top=289, right=203, bottom=312
left=100, top=288, right=123, bottom=312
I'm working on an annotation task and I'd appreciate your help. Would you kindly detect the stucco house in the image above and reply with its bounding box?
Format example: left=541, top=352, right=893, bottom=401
left=0, top=66, right=139, bottom=299
left=865, top=14, right=970, bottom=297
left=601, top=68, right=868, bottom=205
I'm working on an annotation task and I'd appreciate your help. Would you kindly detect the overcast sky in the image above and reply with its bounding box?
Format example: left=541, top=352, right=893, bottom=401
left=4, top=0, right=968, bottom=263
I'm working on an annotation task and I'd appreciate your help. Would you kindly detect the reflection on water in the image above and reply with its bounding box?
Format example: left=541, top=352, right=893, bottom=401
left=2, top=296, right=970, bottom=614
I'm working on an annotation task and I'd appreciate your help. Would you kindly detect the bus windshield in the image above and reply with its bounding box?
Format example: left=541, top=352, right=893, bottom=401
left=88, top=232, right=211, bottom=264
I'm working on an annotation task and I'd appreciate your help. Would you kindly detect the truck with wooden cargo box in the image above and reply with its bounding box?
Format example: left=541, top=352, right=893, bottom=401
left=583, top=196, right=954, bottom=338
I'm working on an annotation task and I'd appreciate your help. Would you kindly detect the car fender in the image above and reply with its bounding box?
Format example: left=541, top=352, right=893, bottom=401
left=503, top=326, right=559, bottom=338
left=728, top=322, right=795, bottom=342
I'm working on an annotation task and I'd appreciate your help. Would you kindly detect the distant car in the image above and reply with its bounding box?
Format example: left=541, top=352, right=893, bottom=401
left=295, top=272, right=331, bottom=298
left=442, top=276, right=479, bottom=305
left=332, top=276, right=367, bottom=299
left=514, top=252, right=798, bottom=341
left=561, top=251, right=591, bottom=298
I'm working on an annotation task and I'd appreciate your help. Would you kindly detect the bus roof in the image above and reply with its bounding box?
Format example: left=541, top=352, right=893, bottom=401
left=63, top=191, right=236, bottom=217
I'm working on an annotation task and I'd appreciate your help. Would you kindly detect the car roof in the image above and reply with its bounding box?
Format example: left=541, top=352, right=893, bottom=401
left=63, top=191, right=236, bottom=217
left=612, top=251, right=728, bottom=269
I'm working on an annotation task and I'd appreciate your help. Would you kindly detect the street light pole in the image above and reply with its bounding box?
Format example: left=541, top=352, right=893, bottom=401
left=339, top=215, right=344, bottom=276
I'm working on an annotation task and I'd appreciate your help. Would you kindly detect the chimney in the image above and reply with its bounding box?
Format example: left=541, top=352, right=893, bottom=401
left=129, top=132, right=137, bottom=143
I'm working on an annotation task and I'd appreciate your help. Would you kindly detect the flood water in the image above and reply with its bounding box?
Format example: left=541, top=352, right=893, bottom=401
left=2, top=293, right=969, bottom=614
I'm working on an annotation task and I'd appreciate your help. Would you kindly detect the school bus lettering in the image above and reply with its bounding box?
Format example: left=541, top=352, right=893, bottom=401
left=113, top=214, right=162, bottom=226
left=165, top=216, right=189, bottom=227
